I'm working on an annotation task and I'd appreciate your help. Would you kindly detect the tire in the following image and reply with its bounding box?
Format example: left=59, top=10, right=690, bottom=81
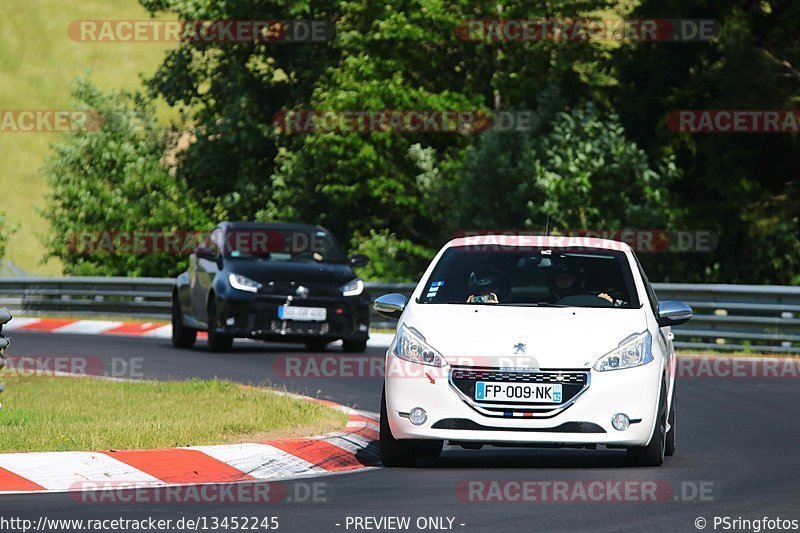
left=207, top=298, right=233, bottom=352
left=379, top=388, right=443, bottom=467
left=342, top=338, right=368, bottom=353
left=305, top=339, right=329, bottom=352
left=665, top=383, right=676, bottom=457
left=171, top=295, right=196, bottom=349
left=627, top=379, right=667, bottom=467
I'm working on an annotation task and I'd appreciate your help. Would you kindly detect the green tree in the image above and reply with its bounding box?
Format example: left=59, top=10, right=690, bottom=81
left=612, top=1, right=800, bottom=283
left=424, top=102, right=681, bottom=279
left=350, top=229, right=435, bottom=282
left=142, top=0, right=344, bottom=220
left=525, top=103, right=678, bottom=231
left=42, top=80, right=211, bottom=277
left=262, top=0, right=621, bottom=258
left=144, top=0, right=618, bottom=250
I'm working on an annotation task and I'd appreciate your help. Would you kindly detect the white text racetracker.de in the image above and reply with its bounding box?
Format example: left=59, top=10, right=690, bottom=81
left=339, top=516, right=463, bottom=530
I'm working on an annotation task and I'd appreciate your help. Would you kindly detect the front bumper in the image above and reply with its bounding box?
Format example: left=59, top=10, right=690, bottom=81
left=215, top=295, right=370, bottom=341
left=385, top=354, right=662, bottom=447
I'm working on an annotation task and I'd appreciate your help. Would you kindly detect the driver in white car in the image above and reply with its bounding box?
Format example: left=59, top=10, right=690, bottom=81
left=466, top=270, right=501, bottom=304
left=548, top=263, right=626, bottom=306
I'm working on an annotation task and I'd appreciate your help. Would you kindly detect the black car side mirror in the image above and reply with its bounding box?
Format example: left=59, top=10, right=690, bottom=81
left=195, top=246, right=216, bottom=261
left=657, top=301, right=693, bottom=327
left=350, top=254, right=370, bottom=267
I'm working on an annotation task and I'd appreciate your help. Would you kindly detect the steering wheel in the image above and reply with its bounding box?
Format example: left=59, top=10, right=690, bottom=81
left=599, top=288, right=624, bottom=301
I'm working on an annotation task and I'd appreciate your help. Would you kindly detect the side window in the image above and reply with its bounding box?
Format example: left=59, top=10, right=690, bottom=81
left=209, top=228, right=224, bottom=255
left=633, top=253, right=659, bottom=316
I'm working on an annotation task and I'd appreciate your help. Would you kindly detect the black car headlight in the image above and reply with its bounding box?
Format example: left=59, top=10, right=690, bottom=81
left=340, top=278, right=364, bottom=297
left=228, top=273, right=262, bottom=293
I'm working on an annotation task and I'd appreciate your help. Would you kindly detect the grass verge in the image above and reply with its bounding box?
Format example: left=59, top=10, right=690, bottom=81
left=0, top=374, right=347, bottom=453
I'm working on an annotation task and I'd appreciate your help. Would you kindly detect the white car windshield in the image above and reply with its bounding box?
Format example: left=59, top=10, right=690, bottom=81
left=419, top=246, right=641, bottom=309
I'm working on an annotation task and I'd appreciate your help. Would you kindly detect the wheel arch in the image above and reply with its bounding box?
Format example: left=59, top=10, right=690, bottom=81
left=642, top=371, right=669, bottom=447
left=173, top=272, right=192, bottom=318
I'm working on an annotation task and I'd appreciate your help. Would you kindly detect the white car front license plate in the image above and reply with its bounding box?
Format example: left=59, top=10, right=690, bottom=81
left=278, top=305, right=327, bottom=322
left=475, top=382, right=563, bottom=403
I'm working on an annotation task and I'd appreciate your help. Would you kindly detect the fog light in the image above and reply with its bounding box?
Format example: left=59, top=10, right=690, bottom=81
left=225, top=317, right=235, bottom=326
left=409, top=407, right=427, bottom=426
left=611, top=413, right=630, bottom=431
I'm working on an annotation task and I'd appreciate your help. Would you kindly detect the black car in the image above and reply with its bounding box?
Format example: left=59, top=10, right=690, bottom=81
left=171, top=222, right=371, bottom=352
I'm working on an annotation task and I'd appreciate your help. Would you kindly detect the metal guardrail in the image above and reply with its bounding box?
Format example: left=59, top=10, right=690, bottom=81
left=0, top=277, right=797, bottom=353
left=651, top=283, right=800, bottom=353
left=0, top=277, right=173, bottom=318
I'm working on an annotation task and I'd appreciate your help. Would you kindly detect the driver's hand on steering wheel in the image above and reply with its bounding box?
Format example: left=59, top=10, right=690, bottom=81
left=597, top=292, right=614, bottom=303
left=468, top=293, right=499, bottom=304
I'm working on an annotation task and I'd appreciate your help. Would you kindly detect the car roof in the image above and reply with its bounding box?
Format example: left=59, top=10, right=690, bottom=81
left=447, top=234, right=633, bottom=253
left=218, top=221, right=325, bottom=232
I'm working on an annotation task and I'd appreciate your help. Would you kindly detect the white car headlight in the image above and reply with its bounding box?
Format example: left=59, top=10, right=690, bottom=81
left=340, top=278, right=364, bottom=297
left=593, top=331, right=653, bottom=371
left=394, top=324, right=447, bottom=367
left=228, top=273, right=262, bottom=293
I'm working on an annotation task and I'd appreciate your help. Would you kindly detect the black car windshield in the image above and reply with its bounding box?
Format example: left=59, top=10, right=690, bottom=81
left=223, top=228, right=346, bottom=263
left=420, top=246, right=641, bottom=309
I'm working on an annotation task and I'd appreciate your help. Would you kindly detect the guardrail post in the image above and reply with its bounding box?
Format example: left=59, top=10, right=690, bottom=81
left=0, top=308, right=10, bottom=409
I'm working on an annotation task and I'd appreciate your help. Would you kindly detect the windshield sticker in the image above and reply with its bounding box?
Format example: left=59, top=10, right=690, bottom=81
left=426, top=281, right=445, bottom=299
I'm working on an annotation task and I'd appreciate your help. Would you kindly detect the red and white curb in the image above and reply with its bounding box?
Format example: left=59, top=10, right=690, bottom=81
left=3, top=317, right=175, bottom=338
left=4, top=317, right=394, bottom=347
left=0, top=400, right=379, bottom=494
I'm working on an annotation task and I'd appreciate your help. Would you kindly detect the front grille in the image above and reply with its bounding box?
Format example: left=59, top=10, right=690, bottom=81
left=449, top=366, right=590, bottom=417
left=450, top=367, right=587, bottom=384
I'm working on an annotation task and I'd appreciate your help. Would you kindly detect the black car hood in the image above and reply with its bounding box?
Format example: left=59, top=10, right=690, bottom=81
left=224, top=258, right=356, bottom=287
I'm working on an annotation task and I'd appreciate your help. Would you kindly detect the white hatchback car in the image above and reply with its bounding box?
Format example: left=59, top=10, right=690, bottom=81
left=374, top=236, right=692, bottom=467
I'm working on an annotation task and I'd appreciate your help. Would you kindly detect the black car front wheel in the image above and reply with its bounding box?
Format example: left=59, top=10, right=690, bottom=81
left=305, top=339, right=329, bottom=352
left=342, top=338, right=368, bottom=353
left=207, top=298, right=233, bottom=352
left=171, top=295, right=196, bottom=349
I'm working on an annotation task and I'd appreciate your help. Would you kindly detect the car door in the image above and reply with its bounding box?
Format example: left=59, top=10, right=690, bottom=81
left=192, top=227, right=223, bottom=325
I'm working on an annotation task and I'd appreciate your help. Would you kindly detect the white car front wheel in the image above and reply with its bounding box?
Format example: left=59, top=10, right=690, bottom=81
left=380, top=388, right=442, bottom=467
left=665, top=384, right=676, bottom=456
left=627, top=380, right=667, bottom=467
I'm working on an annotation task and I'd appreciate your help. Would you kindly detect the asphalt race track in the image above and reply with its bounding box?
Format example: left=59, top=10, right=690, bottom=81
left=2, top=331, right=799, bottom=532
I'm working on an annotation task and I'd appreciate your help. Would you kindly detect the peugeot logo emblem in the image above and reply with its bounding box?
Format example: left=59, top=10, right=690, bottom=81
left=295, top=285, right=309, bottom=298
left=513, top=343, right=526, bottom=354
